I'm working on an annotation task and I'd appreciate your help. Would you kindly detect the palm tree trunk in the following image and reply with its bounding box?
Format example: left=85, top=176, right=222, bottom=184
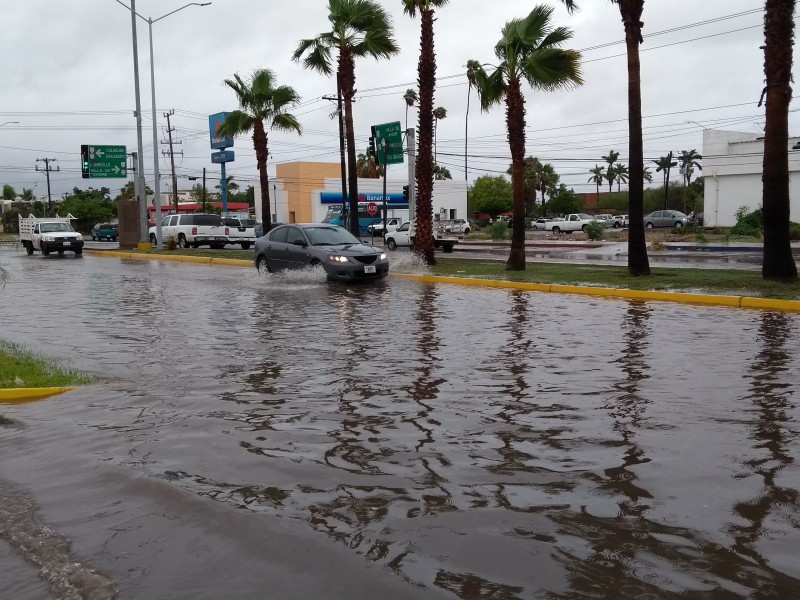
left=339, top=48, right=360, bottom=238
left=253, top=120, right=271, bottom=231
left=506, top=79, right=526, bottom=271
left=762, top=0, right=798, bottom=281
left=621, top=3, right=650, bottom=276
left=415, top=8, right=436, bottom=265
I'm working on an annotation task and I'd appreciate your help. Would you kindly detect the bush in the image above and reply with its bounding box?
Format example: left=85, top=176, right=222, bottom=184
left=731, top=207, right=763, bottom=237
left=583, top=221, right=605, bottom=241
left=488, top=221, right=508, bottom=240
left=789, top=222, right=800, bottom=241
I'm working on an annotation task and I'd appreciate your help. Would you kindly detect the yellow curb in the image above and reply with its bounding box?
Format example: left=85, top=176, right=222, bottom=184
left=137, top=242, right=151, bottom=251
left=83, top=251, right=800, bottom=312
left=0, top=387, right=77, bottom=403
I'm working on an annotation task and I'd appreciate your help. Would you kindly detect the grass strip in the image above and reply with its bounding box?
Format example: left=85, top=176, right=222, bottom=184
left=430, top=259, right=800, bottom=300
left=0, top=340, right=92, bottom=388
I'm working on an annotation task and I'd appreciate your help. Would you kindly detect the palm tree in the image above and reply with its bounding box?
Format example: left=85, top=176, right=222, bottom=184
left=403, top=0, right=449, bottom=265
left=216, top=69, right=302, bottom=232
left=509, top=156, right=542, bottom=216
left=588, top=165, right=605, bottom=195
left=294, top=0, right=399, bottom=237
left=761, top=0, right=797, bottom=281
left=612, top=163, right=629, bottom=192
left=472, top=5, right=582, bottom=271
left=678, top=149, right=702, bottom=187
left=653, top=152, right=676, bottom=210
left=433, top=106, right=447, bottom=162
left=602, top=149, right=620, bottom=193
left=403, top=88, right=418, bottom=132
left=356, top=149, right=382, bottom=178
left=536, top=163, right=558, bottom=208
left=465, top=60, right=481, bottom=182
left=642, top=165, right=653, bottom=183
left=557, top=0, right=649, bottom=275
left=433, top=163, right=452, bottom=180
left=215, top=175, right=239, bottom=193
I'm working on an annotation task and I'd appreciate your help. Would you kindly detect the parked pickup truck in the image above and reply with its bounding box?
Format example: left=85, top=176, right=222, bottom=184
left=384, top=220, right=462, bottom=253
left=19, top=214, right=84, bottom=256
left=546, top=213, right=602, bottom=234
left=223, top=217, right=256, bottom=249
left=367, top=217, right=405, bottom=236
left=149, top=213, right=229, bottom=248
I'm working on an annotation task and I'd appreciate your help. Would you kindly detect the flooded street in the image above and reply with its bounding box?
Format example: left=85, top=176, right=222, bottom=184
left=1, top=248, right=799, bottom=599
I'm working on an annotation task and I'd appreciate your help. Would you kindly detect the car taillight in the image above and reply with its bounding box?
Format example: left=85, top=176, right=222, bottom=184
left=225, top=227, right=229, bottom=235
left=192, top=227, right=197, bottom=235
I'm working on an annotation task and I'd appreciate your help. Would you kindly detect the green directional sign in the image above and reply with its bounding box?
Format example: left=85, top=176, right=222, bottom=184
left=372, top=121, right=404, bottom=165
left=81, top=144, right=127, bottom=178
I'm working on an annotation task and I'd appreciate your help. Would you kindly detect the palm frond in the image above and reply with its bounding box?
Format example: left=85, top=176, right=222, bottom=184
left=521, top=49, right=583, bottom=91
left=354, top=26, right=399, bottom=59
left=272, top=113, right=303, bottom=135
left=215, top=110, right=255, bottom=139
left=293, top=37, right=334, bottom=75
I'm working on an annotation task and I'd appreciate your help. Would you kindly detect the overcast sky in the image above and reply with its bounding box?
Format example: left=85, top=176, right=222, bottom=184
left=0, top=0, right=786, bottom=200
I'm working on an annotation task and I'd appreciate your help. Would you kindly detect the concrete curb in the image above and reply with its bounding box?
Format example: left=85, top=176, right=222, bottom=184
left=85, top=250, right=800, bottom=313
left=0, top=387, right=77, bottom=403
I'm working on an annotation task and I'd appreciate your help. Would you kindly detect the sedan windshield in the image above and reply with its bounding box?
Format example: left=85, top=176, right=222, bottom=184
left=305, top=226, right=360, bottom=246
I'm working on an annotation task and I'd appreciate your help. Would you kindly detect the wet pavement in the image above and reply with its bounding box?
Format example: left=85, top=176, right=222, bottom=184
left=1, top=247, right=800, bottom=599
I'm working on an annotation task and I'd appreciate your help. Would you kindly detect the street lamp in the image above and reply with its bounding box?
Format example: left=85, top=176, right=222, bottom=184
left=116, top=1, right=211, bottom=249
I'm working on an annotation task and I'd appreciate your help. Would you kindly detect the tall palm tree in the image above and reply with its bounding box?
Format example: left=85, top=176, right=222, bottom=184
left=761, top=0, right=797, bottom=281
left=403, top=88, right=418, bottom=132
left=653, top=153, right=676, bottom=210
left=678, top=149, right=702, bottom=186
left=535, top=162, right=558, bottom=213
left=215, top=175, right=239, bottom=193
left=602, top=149, right=620, bottom=193
left=433, top=106, right=447, bottom=162
left=642, top=165, right=653, bottom=183
left=356, top=149, right=382, bottom=178
left=472, top=5, right=582, bottom=271
left=558, top=0, right=649, bottom=275
left=588, top=165, right=605, bottom=195
left=403, top=0, right=449, bottom=265
left=433, top=163, right=452, bottom=180
left=612, top=163, right=629, bottom=191
left=509, top=156, right=542, bottom=216
left=465, top=60, right=481, bottom=182
left=216, top=69, right=302, bottom=232
left=294, top=0, right=399, bottom=237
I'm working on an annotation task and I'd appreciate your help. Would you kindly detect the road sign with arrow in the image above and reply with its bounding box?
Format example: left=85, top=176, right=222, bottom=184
left=81, top=144, right=127, bottom=178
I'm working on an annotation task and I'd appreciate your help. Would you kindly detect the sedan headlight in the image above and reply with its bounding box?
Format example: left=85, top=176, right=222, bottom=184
left=327, top=255, right=350, bottom=263
left=379, top=253, right=387, bottom=260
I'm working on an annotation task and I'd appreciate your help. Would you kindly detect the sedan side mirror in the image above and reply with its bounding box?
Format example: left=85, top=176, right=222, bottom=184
left=293, top=239, right=307, bottom=247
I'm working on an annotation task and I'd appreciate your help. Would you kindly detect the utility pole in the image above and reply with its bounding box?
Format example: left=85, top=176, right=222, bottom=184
left=202, top=167, right=207, bottom=212
left=162, top=109, right=182, bottom=212
left=323, top=74, right=348, bottom=225
left=34, top=158, right=59, bottom=213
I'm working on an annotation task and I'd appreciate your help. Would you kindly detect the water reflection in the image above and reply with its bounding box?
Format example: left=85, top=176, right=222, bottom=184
left=730, top=312, right=799, bottom=569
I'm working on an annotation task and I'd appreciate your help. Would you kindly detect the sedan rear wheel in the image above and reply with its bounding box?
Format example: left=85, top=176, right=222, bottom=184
left=646, top=222, right=654, bottom=229
left=675, top=222, right=683, bottom=228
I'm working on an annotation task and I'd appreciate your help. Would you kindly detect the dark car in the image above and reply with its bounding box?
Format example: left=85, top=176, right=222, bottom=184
left=687, top=212, right=705, bottom=227
left=254, top=223, right=389, bottom=281
left=91, top=223, right=118, bottom=241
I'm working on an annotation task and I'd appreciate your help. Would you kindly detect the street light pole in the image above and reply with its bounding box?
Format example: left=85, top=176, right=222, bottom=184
left=129, top=0, right=147, bottom=243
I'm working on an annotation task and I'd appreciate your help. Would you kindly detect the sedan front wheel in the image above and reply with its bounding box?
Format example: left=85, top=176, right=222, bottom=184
left=256, top=255, right=270, bottom=273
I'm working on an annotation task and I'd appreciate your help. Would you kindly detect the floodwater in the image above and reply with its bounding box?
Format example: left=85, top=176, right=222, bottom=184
left=1, top=248, right=799, bottom=599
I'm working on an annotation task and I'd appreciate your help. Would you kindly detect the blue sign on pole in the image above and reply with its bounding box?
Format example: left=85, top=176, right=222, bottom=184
left=211, top=150, right=235, bottom=163
left=209, top=112, right=234, bottom=149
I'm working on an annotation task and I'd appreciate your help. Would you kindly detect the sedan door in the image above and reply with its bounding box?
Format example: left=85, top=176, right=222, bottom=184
left=284, top=227, right=311, bottom=270
left=264, top=226, right=289, bottom=271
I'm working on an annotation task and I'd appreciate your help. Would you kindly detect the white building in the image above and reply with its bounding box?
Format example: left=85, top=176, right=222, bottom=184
left=703, top=129, right=800, bottom=227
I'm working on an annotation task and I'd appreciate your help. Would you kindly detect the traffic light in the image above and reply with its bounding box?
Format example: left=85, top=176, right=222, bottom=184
left=80, top=145, right=90, bottom=179
left=402, top=185, right=409, bottom=201
left=368, top=136, right=377, bottom=159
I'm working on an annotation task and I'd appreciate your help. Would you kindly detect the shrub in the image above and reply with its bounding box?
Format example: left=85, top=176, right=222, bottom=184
left=488, top=221, right=508, bottom=240
left=731, top=208, right=763, bottom=237
left=583, top=221, right=605, bottom=241
left=789, top=222, right=800, bottom=241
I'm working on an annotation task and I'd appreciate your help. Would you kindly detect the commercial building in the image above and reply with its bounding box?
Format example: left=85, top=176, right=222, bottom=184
left=703, top=129, right=800, bottom=227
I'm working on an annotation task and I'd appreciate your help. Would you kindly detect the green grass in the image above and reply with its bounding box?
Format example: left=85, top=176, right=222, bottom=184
left=430, top=259, right=800, bottom=300
left=0, top=340, right=93, bottom=388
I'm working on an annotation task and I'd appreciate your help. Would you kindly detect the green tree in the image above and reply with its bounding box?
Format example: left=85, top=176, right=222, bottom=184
left=761, top=0, right=797, bottom=280
left=642, top=165, right=653, bottom=183
left=215, top=175, right=239, bottom=193
left=356, top=149, right=382, bottom=178
left=21, top=188, right=34, bottom=201
left=602, top=150, right=620, bottom=193
left=2, top=184, right=16, bottom=200
left=509, top=156, right=542, bottom=216
left=403, top=0, right=449, bottom=264
left=612, top=163, right=629, bottom=191
left=471, top=5, right=582, bottom=271
left=114, top=180, right=152, bottom=202
left=677, top=149, right=702, bottom=186
left=58, top=187, right=116, bottom=233
left=465, top=60, right=481, bottom=182
left=557, top=0, right=649, bottom=276
left=433, top=106, right=447, bottom=162
left=536, top=162, right=558, bottom=209
left=544, top=184, right=581, bottom=215
left=588, top=165, right=605, bottom=195
left=216, top=69, right=302, bottom=232
left=403, top=88, right=418, bottom=132
left=470, top=175, right=512, bottom=217
left=433, top=163, right=452, bottom=180
left=294, top=0, right=399, bottom=237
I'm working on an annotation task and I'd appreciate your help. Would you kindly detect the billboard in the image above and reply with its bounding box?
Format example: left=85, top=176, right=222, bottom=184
left=208, top=112, right=234, bottom=149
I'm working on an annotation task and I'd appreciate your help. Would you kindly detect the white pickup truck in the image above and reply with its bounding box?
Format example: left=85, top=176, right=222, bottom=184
left=223, top=217, right=256, bottom=249
left=367, top=217, right=405, bottom=236
left=384, top=220, right=462, bottom=253
left=546, top=213, right=602, bottom=234
left=149, top=213, right=229, bottom=248
left=19, top=214, right=84, bottom=256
